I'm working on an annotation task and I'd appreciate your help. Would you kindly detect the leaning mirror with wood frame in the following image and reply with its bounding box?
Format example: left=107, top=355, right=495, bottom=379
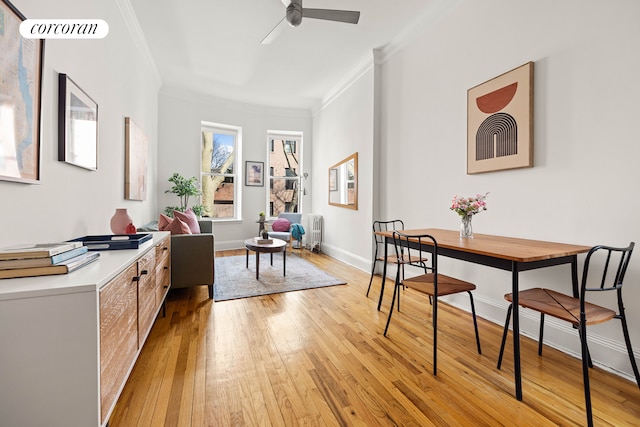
left=328, top=152, right=358, bottom=210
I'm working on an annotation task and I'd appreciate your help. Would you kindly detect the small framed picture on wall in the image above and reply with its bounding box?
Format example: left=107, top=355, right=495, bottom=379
left=245, top=161, right=264, bottom=186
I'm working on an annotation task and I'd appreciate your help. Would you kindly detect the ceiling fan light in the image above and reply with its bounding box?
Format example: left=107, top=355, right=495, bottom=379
left=286, top=2, right=303, bottom=27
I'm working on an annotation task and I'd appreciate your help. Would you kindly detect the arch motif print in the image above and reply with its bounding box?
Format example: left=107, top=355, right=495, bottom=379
left=476, top=112, right=518, bottom=160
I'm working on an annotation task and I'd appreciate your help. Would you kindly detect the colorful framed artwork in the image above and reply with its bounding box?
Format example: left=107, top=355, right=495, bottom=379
left=467, top=61, right=534, bottom=174
left=0, top=0, right=45, bottom=183
left=245, top=161, right=263, bottom=186
left=124, top=117, right=148, bottom=200
left=58, top=73, right=98, bottom=170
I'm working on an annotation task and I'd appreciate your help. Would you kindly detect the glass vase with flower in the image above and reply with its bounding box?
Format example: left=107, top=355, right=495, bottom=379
left=450, top=193, right=488, bottom=238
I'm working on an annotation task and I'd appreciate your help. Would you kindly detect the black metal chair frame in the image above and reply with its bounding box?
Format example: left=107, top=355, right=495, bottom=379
left=366, top=220, right=405, bottom=301
left=383, top=231, right=481, bottom=375
left=497, top=242, right=639, bottom=427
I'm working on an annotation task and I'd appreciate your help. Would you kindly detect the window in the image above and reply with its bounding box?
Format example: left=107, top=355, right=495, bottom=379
left=267, top=133, right=302, bottom=217
left=201, top=122, right=241, bottom=219
left=284, top=140, right=296, bottom=154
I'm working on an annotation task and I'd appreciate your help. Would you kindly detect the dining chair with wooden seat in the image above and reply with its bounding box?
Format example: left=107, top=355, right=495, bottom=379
left=366, top=220, right=429, bottom=310
left=383, top=231, right=482, bottom=375
left=496, top=242, right=638, bottom=427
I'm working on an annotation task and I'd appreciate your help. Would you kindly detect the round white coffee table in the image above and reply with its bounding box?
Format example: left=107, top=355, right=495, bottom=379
left=244, top=238, right=287, bottom=280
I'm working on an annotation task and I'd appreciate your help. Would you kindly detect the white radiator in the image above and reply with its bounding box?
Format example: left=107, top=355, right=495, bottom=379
left=304, top=214, right=323, bottom=253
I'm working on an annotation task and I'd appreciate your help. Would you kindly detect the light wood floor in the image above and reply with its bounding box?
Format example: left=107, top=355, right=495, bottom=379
left=109, top=249, right=640, bottom=426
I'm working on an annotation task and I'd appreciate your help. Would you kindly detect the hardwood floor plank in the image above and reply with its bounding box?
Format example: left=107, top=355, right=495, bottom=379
left=108, top=250, right=640, bottom=426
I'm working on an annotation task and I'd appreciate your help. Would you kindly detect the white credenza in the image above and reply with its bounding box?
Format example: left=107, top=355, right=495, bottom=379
left=0, top=232, right=171, bottom=427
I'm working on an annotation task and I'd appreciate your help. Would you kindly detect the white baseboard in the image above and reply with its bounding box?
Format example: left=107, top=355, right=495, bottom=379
left=315, top=242, right=370, bottom=273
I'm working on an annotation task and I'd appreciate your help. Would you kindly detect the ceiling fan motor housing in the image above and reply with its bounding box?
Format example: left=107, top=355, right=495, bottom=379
left=286, top=1, right=303, bottom=27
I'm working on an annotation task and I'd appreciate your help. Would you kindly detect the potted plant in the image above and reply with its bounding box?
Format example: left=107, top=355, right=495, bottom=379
left=164, top=173, right=205, bottom=217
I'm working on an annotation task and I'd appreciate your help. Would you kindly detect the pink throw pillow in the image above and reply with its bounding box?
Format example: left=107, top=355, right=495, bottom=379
left=158, top=213, right=173, bottom=231
left=167, top=217, right=192, bottom=235
left=174, top=209, right=201, bottom=234
left=271, top=218, right=291, bottom=232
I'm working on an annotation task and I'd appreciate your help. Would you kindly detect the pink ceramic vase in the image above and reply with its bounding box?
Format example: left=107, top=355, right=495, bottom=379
left=110, top=208, right=133, bottom=234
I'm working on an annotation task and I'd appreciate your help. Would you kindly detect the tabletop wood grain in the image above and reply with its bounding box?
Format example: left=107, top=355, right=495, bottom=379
left=376, top=228, right=592, bottom=262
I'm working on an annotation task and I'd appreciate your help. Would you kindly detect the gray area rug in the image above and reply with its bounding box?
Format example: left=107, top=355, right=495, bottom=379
left=214, top=254, right=346, bottom=301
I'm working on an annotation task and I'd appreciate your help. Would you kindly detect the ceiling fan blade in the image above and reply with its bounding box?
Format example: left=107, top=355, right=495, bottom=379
left=261, top=16, right=287, bottom=45
left=302, top=8, right=360, bottom=24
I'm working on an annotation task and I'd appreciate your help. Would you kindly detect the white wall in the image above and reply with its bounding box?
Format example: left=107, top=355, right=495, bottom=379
left=157, top=87, right=312, bottom=249
left=318, top=0, right=640, bottom=381
left=0, top=0, right=160, bottom=246
left=311, top=60, right=375, bottom=270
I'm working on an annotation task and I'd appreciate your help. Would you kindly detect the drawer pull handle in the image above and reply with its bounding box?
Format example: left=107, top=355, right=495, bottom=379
left=163, top=246, right=169, bottom=251
left=164, top=266, right=169, bottom=270
left=132, top=276, right=140, bottom=282
left=140, top=269, right=148, bottom=275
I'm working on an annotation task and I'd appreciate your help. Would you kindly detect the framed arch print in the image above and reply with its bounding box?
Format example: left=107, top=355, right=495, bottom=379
left=467, top=62, right=533, bottom=174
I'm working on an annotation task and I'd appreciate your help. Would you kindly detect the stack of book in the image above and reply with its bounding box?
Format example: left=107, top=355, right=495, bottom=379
left=0, top=242, right=100, bottom=279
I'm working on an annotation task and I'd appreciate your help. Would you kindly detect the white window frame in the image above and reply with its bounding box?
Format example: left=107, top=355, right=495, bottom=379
left=266, top=131, right=303, bottom=218
left=201, top=121, right=242, bottom=221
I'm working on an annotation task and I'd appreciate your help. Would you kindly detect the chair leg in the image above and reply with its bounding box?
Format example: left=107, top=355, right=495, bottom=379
left=383, top=283, right=400, bottom=336
left=579, top=319, right=594, bottom=427
left=497, top=304, right=513, bottom=370
left=467, top=291, right=481, bottom=354
left=618, top=314, right=640, bottom=388
left=366, top=259, right=378, bottom=297
left=576, top=323, right=594, bottom=368
left=432, top=292, right=438, bottom=375
left=538, top=313, right=545, bottom=356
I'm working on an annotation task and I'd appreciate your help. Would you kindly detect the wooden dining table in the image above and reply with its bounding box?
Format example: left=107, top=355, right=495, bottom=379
left=375, top=228, right=592, bottom=401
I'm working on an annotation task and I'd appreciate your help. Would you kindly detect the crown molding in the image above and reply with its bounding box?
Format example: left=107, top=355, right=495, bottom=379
left=115, top=0, right=162, bottom=88
left=313, top=0, right=460, bottom=115
left=377, top=0, right=463, bottom=64
left=313, top=53, right=375, bottom=115
left=160, top=85, right=311, bottom=119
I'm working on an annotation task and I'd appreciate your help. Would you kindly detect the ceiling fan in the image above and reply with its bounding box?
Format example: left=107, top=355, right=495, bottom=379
left=261, top=0, right=361, bottom=45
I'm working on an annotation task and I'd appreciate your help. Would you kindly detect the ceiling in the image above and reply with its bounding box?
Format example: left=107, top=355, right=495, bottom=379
left=129, top=0, right=445, bottom=110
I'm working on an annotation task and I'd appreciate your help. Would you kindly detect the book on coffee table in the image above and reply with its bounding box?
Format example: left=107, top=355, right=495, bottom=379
left=254, top=237, right=273, bottom=244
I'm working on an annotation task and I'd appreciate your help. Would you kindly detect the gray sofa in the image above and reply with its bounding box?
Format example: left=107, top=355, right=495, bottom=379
left=139, top=220, right=215, bottom=298
left=171, top=220, right=214, bottom=298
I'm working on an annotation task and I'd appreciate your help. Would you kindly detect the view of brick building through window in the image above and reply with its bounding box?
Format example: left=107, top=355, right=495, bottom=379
left=268, top=137, right=301, bottom=217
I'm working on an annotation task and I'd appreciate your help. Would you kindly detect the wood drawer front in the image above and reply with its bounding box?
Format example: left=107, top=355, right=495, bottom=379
left=155, top=238, right=170, bottom=265
left=155, top=238, right=171, bottom=308
left=138, top=251, right=157, bottom=348
left=99, top=262, right=138, bottom=424
left=155, top=260, right=170, bottom=307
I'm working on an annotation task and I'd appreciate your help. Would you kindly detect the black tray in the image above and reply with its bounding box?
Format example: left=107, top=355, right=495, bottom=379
left=69, top=233, right=153, bottom=250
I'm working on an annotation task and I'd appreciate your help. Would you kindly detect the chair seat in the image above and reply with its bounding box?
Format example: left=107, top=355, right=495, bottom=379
left=377, top=254, right=428, bottom=265
left=402, top=273, right=475, bottom=296
left=505, top=288, right=616, bottom=326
